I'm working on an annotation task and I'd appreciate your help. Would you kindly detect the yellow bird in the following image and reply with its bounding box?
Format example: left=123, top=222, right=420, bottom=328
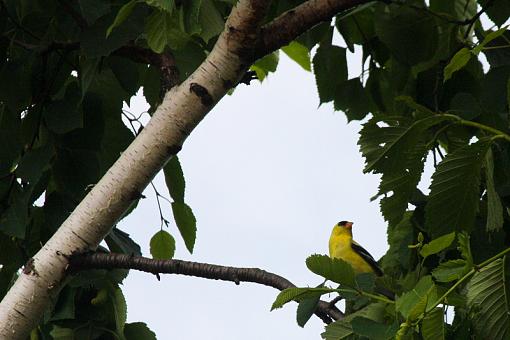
left=329, top=221, right=383, bottom=276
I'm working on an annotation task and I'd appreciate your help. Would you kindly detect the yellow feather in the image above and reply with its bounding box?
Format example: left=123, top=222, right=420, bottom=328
left=329, top=224, right=375, bottom=274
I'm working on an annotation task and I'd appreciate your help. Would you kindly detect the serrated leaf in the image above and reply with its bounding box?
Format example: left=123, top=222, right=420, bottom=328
left=457, top=232, right=473, bottom=267
left=282, top=41, right=311, bottom=71
left=107, top=0, right=139, bottom=37
left=485, top=149, right=504, bottom=232
left=396, top=276, right=436, bottom=320
left=145, top=11, right=189, bottom=53
left=334, top=78, right=370, bottom=121
left=306, top=254, right=356, bottom=287
left=432, top=259, right=467, bottom=282
left=171, top=202, right=196, bottom=253
left=198, top=0, right=224, bottom=42
left=466, top=257, right=510, bottom=339
left=251, top=52, right=279, bottom=81
left=364, top=115, right=449, bottom=173
left=163, top=156, right=185, bottom=203
left=420, top=232, right=456, bottom=259
left=145, top=0, right=175, bottom=13
left=425, top=140, right=492, bottom=237
left=106, top=227, right=142, bottom=256
left=113, top=287, right=127, bottom=335
left=271, top=287, right=334, bottom=311
left=351, top=317, right=398, bottom=340
left=124, top=322, right=157, bottom=340
left=472, top=26, right=509, bottom=54
left=296, top=294, right=321, bottom=327
left=313, top=44, right=347, bottom=104
left=150, top=230, right=176, bottom=259
left=443, top=48, right=471, bottom=82
left=321, top=303, right=386, bottom=340
left=421, top=307, right=444, bottom=340
left=16, top=143, right=53, bottom=183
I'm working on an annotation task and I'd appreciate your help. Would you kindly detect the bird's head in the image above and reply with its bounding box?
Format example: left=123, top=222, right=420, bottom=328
left=337, top=220, right=353, bottom=230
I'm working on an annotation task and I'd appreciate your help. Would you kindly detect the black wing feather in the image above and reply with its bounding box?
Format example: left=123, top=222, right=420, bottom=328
left=351, top=242, right=383, bottom=276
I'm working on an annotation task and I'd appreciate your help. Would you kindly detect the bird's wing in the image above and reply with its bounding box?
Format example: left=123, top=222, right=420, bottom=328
left=351, top=240, right=383, bottom=276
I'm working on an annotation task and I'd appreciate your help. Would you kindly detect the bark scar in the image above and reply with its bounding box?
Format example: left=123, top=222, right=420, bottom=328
left=22, top=258, right=39, bottom=276
left=189, top=83, right=213, bottom=107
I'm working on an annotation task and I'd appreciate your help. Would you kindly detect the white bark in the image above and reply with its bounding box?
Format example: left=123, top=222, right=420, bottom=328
left=0, top=1, right=268, bottom=338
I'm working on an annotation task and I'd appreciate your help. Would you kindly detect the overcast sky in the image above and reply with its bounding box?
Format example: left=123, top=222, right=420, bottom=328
left=120, top=52, right=390, bottom=339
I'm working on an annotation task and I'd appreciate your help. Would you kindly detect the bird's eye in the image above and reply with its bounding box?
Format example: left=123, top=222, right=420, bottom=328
left=338, top=221, right=348, bottom=226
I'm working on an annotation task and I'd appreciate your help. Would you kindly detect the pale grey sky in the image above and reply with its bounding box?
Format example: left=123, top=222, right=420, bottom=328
left=121, top=54, right=389, bottom=339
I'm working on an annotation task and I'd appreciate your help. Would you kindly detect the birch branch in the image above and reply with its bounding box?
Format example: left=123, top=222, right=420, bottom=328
left=257, top=0, right=373, bottom=57
left=0, top=0, right=370, bottom=336
left=69, top=253, right=343, bottom=324
left=0, top=1, right=270, bottom=337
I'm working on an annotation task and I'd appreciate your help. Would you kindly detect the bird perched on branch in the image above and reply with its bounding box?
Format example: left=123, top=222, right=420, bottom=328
left=329, top=221, right=383, bottom=276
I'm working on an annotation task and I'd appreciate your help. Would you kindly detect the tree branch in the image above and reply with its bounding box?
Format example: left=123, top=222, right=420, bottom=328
left=256, top=0, right=372, bottom=57
left=69, top=253, right=343, bottom=324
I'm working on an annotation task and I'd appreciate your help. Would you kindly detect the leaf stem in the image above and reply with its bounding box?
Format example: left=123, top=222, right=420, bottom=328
left=442, top=114, right=510, bottom=142
left=334, top=288, right=395, bottom=304
left=425, top=246, right=510, bottom=313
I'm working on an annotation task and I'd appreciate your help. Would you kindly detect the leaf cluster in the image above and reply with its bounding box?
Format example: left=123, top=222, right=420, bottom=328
left=269, top=0, right=510, bottom=338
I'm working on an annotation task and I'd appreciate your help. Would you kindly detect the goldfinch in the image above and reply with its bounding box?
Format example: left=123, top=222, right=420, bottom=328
left=329, top=221, right=383, bottom=276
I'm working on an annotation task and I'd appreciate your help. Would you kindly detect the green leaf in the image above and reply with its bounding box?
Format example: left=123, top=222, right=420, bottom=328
left=171, top=202, right=196, bottom=253
left=313, top=44, right=347, bottom=104
left=335, top=4, right=376, bottom=51
left=198, top=0, right=224, bottom=42
left=107, top=0, right=139, bottom=37
left=473, top=26, right=509, bottom=54
left=106, top=227, right=142, bottom=256
left=271, top=287, right=334, bottom=310
left=251, top=52, right=279, bottom=81
left=145, top=11, right=189, bottom=53
left=396, top=276, right=436, bottom=320
left=374, top=6, right=438, bottom=65
left=124, top=322, right=157, bottom=340
left=420, top=232, right=456, bottom=259
left=50, top=325, right=74, bottom=339
left=296, top=294, right=321, bottom=327
left=44, top=83, right=83, bottom=133
left=145, top=0, right=175, bottom=13
left=443, top=48, right=471, bottom=82
left=421, top=307, right=445, bottom=340
left=425, top=140, right=492, bottom=237
left=113, top=287, right=127, bottom=335
left=457, top=232, right=473, bottom=267
left=466, top=257, right=510, bottom=339
left=183, top=0, right=203, bottom=35
left=282, top=41, right=311, bottom=71
left=382, top=212, right=415, bottom=273
left=432, top=259, right=467, bottom=282
left=150, top=230, right=176, bottom=259
left=351, top=317, right=398, bottom=340
left=363, top=115, right=449, bottom=173
left=16, top=143, right=53, bottom=183
left=306, top=254, right=355, bottom=287
left=334, top=78, right=370, bottom=121
left=51, top=286, right=76, bottom=321
left=0, top=106, right=22, bottom=176
left=480, top=0, right=510, bottom=26
left=485, top=149, right=504, bottom=232
left=163, top=156, right=185, bottom=203
left=321, top=303, right=387, bottom=340
left=0, top=187, right=28, bottom=239
left=79, top=0, right=111, bottom=25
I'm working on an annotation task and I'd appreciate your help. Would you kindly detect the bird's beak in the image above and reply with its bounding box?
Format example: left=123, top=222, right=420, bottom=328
left=345, top=222, right=353, bottom=229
